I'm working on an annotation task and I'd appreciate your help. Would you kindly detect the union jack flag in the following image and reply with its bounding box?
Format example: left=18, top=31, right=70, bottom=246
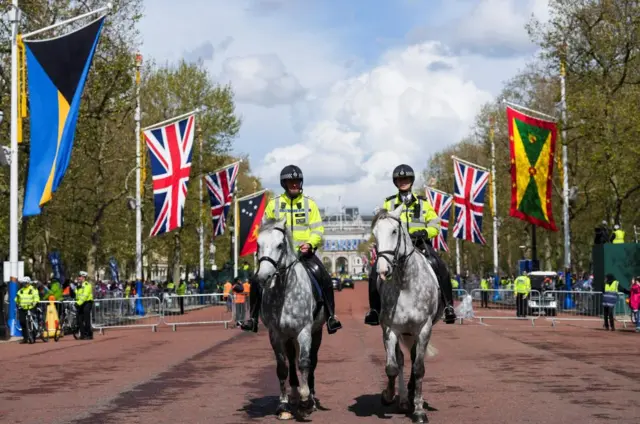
left=204, top=162, right=240, bottom=237
left=424, top=187, right=453, bottom=252
left=143, top=114, right=195, bottom=237
left=452, top=159, right=489, bottom=245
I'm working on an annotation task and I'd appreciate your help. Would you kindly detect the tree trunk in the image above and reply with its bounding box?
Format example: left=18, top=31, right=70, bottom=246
left=544, top=233, right=552, bottom=271
left=87, top=223, right=100, bottom=279
left=506, top=233, right=513, bottom=276
left=172, top=232, right=181, bottom=283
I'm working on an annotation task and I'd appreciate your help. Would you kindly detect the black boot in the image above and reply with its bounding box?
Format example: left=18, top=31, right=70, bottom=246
left=364, top=267, right=381, bottom=326
left=303, top=254, right=342, bottom=334
left=240, top=277, right=261, bottom=333
left=425, top=245, right=457, bottom=324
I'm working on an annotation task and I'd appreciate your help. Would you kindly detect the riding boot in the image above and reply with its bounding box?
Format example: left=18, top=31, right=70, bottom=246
left=240, top=276, right=261, bottom=333
left=425, top=245, right=457, bottom=324
left=320, top=276, right=342, bottom=334
left=364, top=266, right=381, bottom=326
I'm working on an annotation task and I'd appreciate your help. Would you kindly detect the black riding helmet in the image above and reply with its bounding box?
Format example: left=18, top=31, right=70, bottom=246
left=280, top=164, right=304, bottom=192
left=392, top=164, right=415, bottom=189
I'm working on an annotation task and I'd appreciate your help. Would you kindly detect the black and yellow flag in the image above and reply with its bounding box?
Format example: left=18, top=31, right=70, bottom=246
left=23, top=16, right=105, bottom=216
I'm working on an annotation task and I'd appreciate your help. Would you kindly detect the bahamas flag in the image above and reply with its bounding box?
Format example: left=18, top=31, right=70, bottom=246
left=506, top=106, right=558, bottom=231
left=22, top=16, right=106, bottom=216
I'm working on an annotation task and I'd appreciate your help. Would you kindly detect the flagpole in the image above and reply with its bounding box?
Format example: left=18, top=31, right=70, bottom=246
left=451, top=155, right=489, bottom=172
left=142, top=108, right=201, bottom=131
left=233, top=187, right=239, bottom=279
left=501, top=99, right=558, bottom=122
left=21, top=3, right=112, bottom=40
left=560, top=45, right=573, bottom=298
left=198, top=124, right=205, bottom=292
left=455, top=238, right=461, bottom=280
left=489, top=117, right=500, bottom=292
left=134, top=52, right=145, bottom=316
left=8, top=0, right=20, bottom=337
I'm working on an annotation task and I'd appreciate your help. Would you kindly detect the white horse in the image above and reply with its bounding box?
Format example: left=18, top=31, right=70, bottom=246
left=372, top=204, right=441, bottom=423
left=255, top=218, right=326, bottom=420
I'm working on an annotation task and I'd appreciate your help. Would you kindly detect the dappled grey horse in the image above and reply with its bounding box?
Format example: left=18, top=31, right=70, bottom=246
left=255, top=218, right=326, bottom=420
left=372, top=204, right=442, bottom=424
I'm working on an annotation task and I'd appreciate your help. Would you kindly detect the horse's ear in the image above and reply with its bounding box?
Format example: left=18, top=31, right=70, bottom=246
left=276, top=218, right=286, bottom=229
left=390, top=203, right=403, bottom=219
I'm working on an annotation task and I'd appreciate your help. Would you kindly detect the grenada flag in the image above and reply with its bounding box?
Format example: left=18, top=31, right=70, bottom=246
left=506, top=106, right=558, bottom=231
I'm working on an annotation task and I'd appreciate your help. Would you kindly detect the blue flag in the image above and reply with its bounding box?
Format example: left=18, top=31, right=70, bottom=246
left=47, top=251, right=66, bottom=283
left=109, top=257, right=120, bottom=283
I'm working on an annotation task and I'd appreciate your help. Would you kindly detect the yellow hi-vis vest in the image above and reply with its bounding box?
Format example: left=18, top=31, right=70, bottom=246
left=16, top=286, right=39, bottom=310
left=604, top=280, right=619, bottom=292
left=265, top=193, right=324, bottom=249
left=76, top=281, right=93, bottom=305
left=480, top=279, right=489, bottom=290
left=514, top=276, right=531, bottom=295
left=382, top=192, right=440, bottom=239
left=612, top=230, right=625, bottom=244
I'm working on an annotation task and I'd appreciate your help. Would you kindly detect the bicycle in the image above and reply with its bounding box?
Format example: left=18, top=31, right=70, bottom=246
left=54, top=302, right=81, bottom=341
left=23, top=308, right=49, bottom=344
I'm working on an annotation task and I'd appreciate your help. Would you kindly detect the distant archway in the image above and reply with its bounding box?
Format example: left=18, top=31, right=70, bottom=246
left=336, top=257, right=348, bottom=274
left=322, top=256, right=332, bottom=271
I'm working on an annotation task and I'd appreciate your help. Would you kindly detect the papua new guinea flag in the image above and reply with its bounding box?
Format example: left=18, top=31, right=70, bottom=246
left=506, top=106, right=558, bottom=231
left=237, top=191, right=268, bottom=257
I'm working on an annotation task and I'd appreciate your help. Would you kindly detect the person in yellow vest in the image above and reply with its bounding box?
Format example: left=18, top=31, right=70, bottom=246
left=75, top=271, right=94, bottom=340
left=480, top=276, right=490, bottom=308
left=365, top=164, right=457, bottom=326
left=177, top=279, right=187, bottom=315
left=602, top=274, right=625, bottom=331
left=15, top=277, right=40, bottom=344
left=223, top=280, right=232, bottom=312
left=241, top=165, right=342, bottom=334
left=611, top=225, right=625, bottom=244
left=513, top=271, right=531, bottom=318
left=242, top=261, right=250, bottom=279
left=165, top=280, right=175, bottom=293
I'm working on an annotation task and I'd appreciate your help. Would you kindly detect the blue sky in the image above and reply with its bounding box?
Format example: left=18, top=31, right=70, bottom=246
left=139, top=0, right=549, bottom=212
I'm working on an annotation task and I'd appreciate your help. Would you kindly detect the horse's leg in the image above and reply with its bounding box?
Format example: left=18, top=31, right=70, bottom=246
left=307, top=328, right=323, bottom=410
left=396, top=342, right=411, bottom=412
left=296, top=325, right=314, bottom=412
left=285, top=339, right=300, bottom=405
left=381, top=326, right=399, bottom=405
left=407, top=342, right=417, bottom=402
left=269, top=331, right=293, bottom=420
left=411, top=320, right=434, bottom=424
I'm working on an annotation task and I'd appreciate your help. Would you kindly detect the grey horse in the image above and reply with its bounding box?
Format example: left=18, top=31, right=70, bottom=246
left=254, top=218, right=325, bottom=420
left=372, top=204, right=441, bottom=423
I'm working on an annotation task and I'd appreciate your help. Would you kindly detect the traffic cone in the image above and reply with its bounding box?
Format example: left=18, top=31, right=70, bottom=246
left=45, top=296, right=61, bottom=338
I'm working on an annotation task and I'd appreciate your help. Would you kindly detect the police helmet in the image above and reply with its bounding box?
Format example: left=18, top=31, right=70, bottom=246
left=19, top=276, right=31, bottom=285
left=614, top=224, right=620, bottom=230
left=280, top=165, right=304, bottom=190
left=79, top=271, right=88, bottom=277
left=392, top=164, right=415, bottom=186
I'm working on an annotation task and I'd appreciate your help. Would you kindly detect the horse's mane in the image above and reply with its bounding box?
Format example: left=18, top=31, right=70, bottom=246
left=371, top=208, right=390, bottom=229
left=260, top=218, right=296, bottom=253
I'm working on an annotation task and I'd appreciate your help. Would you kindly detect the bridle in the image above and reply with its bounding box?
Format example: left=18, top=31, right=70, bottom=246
left=257, top=227, right=298, bottom=283
left=375, top=215, right=415, bottom=277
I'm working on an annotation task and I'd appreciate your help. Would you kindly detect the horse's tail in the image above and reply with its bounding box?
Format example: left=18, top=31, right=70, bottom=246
left=399, top=334, right=438, bottom=357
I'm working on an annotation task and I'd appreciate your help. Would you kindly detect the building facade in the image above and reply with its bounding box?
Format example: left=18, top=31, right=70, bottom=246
left=318, top=206, right=374, bottom=275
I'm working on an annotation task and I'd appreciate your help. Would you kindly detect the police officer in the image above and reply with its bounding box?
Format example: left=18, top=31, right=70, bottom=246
left=611, top=224, right=625, bottom=244
left=480, top=275, right=490, bottom=308
left=241, top=164, right=342, bottom=334
left=76, top=271, right=94, bottom=340
left=15, top=277, right=40, bottom=344
left=365, top=164, right=457, bottom=325
left=513, top=271, right=531, bottom=318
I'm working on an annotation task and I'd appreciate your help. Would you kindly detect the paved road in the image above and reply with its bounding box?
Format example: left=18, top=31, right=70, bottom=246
left=1, top=283, right=639, bottom=424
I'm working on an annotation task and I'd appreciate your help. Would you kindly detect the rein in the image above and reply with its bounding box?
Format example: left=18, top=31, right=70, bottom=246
left=375, top=215, right=416, bottom=278
left=257, top=227, right=298, bottom=285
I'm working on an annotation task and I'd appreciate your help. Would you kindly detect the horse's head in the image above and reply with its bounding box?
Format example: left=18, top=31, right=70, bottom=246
left=372, top=204, right=413, bottom=281
left=255, top=218, right=296, bottom=285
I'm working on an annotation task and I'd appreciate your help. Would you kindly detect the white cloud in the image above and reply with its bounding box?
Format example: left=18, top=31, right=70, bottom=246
left=256, top=42, right=493, bottom=212
left=221, top=54, right=306, bottom=107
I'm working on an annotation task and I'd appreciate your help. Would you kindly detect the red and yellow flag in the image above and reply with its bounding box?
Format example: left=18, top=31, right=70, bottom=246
left=506, top=106, right=558, bottom=231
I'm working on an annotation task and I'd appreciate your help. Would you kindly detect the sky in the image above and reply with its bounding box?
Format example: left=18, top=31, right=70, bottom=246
left=139, top=0, right=550, bottom=214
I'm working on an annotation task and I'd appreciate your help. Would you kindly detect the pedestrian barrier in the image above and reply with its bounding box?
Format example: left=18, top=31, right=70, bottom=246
left=161, top=293, right=234, bottom=331
left=543, top=291, right=633, bottom=328
left=470, top=289, right=542, bottom=326
left=92, top=296, right=162, bottom=333
left=453, top=289, right=469, bottom=324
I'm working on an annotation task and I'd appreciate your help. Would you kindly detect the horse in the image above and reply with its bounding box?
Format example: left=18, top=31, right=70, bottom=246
left=371, top=204, right=442, bottom=423
left=254, top=218, right=326, bottom=420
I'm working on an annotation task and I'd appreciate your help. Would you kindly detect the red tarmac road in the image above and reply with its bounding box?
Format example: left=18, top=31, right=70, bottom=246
left=1, top=283, right=639, bottom=424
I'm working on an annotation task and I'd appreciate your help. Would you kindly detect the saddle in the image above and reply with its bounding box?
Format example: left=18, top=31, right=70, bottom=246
left=299, top=259, right=325, bottom=317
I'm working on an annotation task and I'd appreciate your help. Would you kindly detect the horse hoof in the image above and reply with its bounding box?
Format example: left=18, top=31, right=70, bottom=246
left=278, top=411, right=294, bottom=420
left=411, top=411, right=428, bottom=423
left=398, top=399, right=412, bottom=413
left=299, top=398, right=315, bottom=415
left=380, top=391, right=395, bottom=406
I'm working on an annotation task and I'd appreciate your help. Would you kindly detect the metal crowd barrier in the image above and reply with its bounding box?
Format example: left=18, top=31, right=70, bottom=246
left=470, top=289, right=542, bottom=326
left=453, top=289, right=469, bottom=324
left=161, top=293, right=237, bottom=331
left=92, top=296, right=162, bottom=333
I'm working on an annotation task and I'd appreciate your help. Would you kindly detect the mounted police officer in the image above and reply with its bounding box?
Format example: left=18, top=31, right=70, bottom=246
left=365, top=164, right=457, bottom=325
left=240, top=164, right=343, bottom=334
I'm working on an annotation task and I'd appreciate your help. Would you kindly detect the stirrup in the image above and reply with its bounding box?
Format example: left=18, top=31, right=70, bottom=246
left=326, top=316, right=342, bottom=334
left=364, top=309, right=380, bottom=326
left=444, top=305, right=456, bottom=324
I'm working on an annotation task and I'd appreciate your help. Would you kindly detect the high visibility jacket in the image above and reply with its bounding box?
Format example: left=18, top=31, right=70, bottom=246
left=16, top=286, right=39, bottom=310
left=166, top=282, right=175, bottom=290
left=49, top=282, right=63, bottom=301
left=451, top=279, right=459, bottom=289
left=177, top=282, right=187, bottom=296
left=242, top=265, right=249, bottom=271
left=242, top=282, right=250, bottom=302
left=234, top=284, right=246, bottom=304
left=76, top=281, right=94, bottom=306
left=612, top=230, right=625, bottom=244
left=223, top=282, right=232, bottom=299
left=265, top=193, right=324, bottom=248
left=480, top=279, right=489, bottom=290
left=125, top=286, right=131, bottom=298
left=605, top=280, right=619, bottom=292
left=382, top=192, right=440, bottom=239
left=514, top=276, right=531, bottom=295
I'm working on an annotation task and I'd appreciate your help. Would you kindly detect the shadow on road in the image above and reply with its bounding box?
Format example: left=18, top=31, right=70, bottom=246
left=347, top=394, right=437, bottom=419
left=240, top=395, right=332, bottom=422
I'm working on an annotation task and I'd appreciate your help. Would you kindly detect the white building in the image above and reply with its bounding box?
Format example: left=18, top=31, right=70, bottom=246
left=318, top=206, right=374, bottom=275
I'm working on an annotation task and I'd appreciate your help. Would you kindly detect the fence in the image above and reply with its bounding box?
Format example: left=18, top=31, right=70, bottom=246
left=161, top=293, right=238, bottom=331
left=92, top=296, right=162, bottom=333
left=543, top=291, right=634, bottom=328
left=469, top=289, right=543, bottom=326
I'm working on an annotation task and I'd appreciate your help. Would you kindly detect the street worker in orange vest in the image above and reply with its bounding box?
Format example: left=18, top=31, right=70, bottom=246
left=223, top=280, right=232, bottom=312
left=232, top=278, right=245, bottom=325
